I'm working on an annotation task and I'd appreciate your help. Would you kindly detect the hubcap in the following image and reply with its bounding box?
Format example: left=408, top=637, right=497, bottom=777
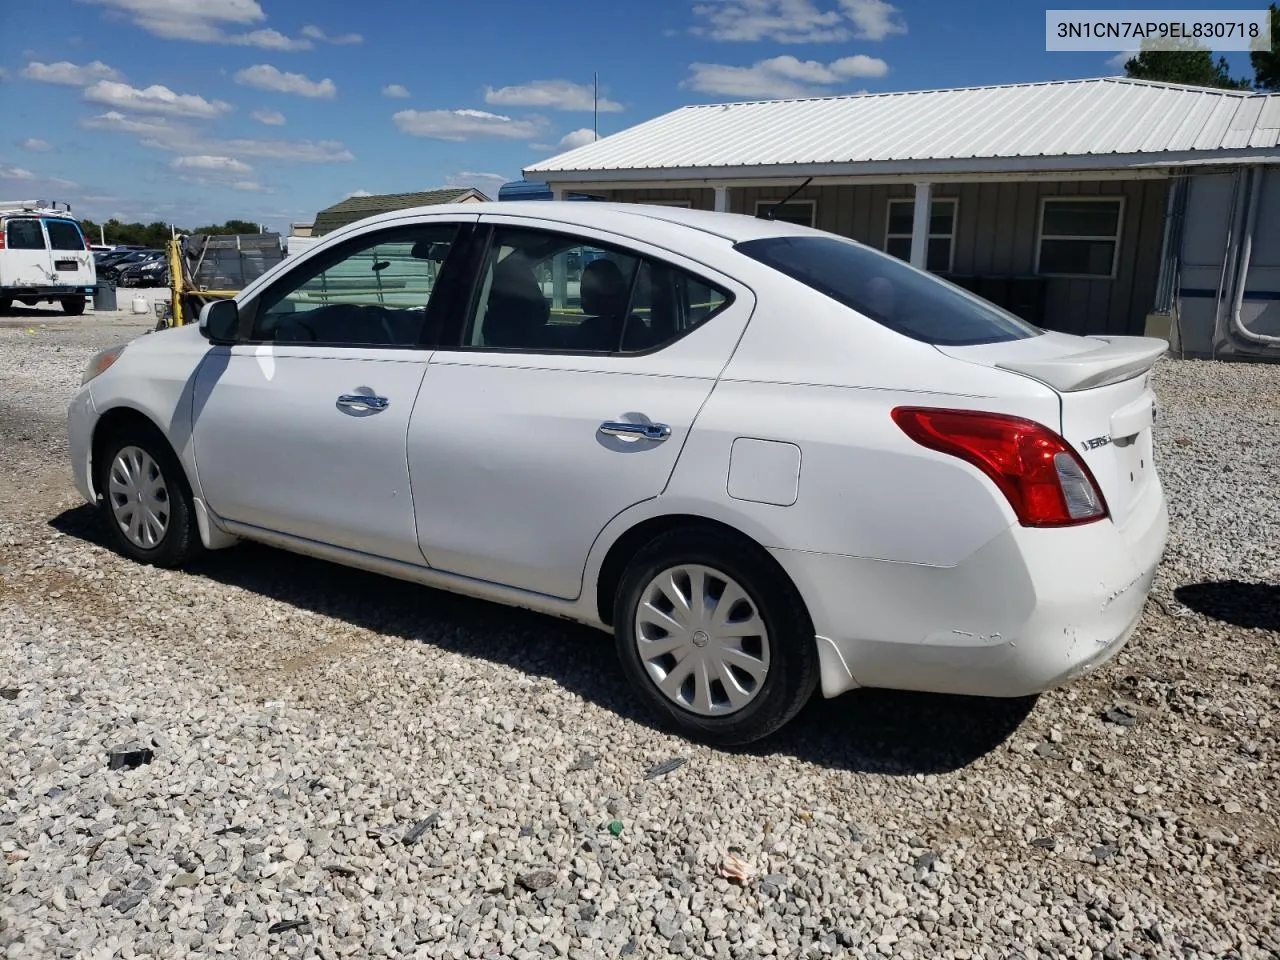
left=634, top=564, right=770, bottom=717
left=107, top=445, right=169, bottom=549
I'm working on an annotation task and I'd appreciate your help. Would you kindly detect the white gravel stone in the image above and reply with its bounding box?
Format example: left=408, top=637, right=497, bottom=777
left=1, top=316, right=1278, bottom=959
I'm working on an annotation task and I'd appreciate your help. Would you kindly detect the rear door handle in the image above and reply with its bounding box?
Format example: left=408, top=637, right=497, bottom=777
left=337, top=394, right=390, bottom=411
left=599, top=421, right=670, bottom=442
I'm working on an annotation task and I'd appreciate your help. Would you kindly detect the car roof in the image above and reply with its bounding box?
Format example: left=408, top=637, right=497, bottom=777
left=331, top=200, right=825, bottom=245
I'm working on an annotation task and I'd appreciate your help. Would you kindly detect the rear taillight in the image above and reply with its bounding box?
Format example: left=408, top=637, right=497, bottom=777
left=0, top=228, right=6, bottom=250
left=892, top=407, right=1108, bottom=527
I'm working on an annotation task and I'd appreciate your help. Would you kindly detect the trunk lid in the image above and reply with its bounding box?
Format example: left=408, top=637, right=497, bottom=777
left=937, top=333, right=1166, bottom=527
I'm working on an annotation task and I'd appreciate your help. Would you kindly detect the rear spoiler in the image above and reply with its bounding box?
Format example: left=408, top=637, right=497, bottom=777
left=995, top=336, right=1169, bottom=393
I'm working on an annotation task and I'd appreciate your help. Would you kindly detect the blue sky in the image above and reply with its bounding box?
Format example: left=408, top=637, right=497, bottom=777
left=0, top=0, right=1261, bottom=232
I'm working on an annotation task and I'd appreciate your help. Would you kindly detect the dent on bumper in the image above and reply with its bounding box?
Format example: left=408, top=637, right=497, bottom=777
left=778, top=490, right=1170, bottom=700
left=67, top=387, right=97, bottom=505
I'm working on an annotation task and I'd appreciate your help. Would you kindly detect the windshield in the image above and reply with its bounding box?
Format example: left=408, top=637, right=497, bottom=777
left=735, top=235, right=1042, bottom=346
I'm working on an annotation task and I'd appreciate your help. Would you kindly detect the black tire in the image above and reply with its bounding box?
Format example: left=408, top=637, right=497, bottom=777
left=613, top=527, right=819, bottom=746
left=0, top=298, right=12, bottom=315
left=61, top=296, right=86, bottom=316
left=96, top=423, right=203, bottom=568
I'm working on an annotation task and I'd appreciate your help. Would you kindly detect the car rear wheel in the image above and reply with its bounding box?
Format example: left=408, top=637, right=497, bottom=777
left=0, top=298, right=11, bottom=315
left=613, top=528, right=819, bottom=746
left=96, top=425, right=202, bottom=568
left=61, top=296, right=86, bottom=316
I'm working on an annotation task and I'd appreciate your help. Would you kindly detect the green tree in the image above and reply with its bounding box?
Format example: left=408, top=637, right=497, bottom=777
left=1252, top=3, right=1280, bottom=90
left=1124, top=39, right=1252, bottom=89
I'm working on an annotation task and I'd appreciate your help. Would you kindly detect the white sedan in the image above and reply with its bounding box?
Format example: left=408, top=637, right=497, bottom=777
left=67, top=202, right=1169, bottom=745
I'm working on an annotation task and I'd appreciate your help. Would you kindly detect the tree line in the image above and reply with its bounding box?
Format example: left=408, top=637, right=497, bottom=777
left=1124, top=4, right=1279, bottom=89
left=78, top=218, right=267, bottom=249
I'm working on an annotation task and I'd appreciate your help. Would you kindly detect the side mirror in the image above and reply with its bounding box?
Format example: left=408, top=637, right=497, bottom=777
left=199, top=299, right=239, bottom=341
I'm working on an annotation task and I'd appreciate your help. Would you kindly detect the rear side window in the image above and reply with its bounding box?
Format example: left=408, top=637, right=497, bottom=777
left=465, top=226, right=731, bottom=353
left=5, top=219, right=47, bottom=250
left=735, top=235, right=1041, bottom=346
left=45, top=219, right=85, bottom=251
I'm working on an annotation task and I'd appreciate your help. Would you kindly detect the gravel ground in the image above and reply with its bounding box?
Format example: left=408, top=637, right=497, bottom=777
left=1, top=316, right=1278, bottom=960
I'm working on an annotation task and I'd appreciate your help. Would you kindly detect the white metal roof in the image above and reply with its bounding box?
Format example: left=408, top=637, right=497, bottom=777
left=526, top=78, right=1280, bottom=182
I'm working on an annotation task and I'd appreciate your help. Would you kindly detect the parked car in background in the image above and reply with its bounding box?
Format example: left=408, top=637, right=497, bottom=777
left=100, top=250, right=163, bottom=282
left=67, top=201, right=1169, bottom=745
left=0, top=201, right=96, bottom=315
left=117, top=257, right=169, bottom=288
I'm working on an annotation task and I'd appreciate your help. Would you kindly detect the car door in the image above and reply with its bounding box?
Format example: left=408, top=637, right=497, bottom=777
left=408, top=217, right=755, bottom=599
left=2, top=218, right=54, bottom=290
left=42, top=218, right=95, bottom=290
left=191, top=216, right=477, bottom=563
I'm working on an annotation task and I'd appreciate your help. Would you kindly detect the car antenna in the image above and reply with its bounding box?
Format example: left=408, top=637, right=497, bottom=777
left=757, top=177, right=813, bottom=220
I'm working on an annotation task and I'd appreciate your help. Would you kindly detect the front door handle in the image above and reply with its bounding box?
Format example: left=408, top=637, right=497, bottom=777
left=337, top=394, right=390, bottom=411
left=599, top=421, right=671, bottom=442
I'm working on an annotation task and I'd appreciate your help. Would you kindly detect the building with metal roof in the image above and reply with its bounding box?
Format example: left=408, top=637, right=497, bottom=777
left=524, top=77, right=1280, bottom=358
left=313, top=188, right=488, bottom=236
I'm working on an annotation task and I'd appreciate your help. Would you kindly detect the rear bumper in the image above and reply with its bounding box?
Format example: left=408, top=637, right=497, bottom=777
left=773, top=475, right=1169, bottom=699
left=2, top=286, right=94, bottom=298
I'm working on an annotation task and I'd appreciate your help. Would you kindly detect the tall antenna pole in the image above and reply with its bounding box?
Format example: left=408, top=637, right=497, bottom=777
left=593, top=71, right=598, bottom=141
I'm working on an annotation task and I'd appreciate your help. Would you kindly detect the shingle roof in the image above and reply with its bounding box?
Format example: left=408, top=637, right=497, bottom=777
left=526, top=77, right=1280, bottom=181
left=313, top=188, right=486, bottom=235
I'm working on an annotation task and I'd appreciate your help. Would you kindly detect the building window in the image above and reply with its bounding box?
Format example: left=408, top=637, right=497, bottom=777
left=884, top=198, right=956, bottom=273
left=754, top=199, right=815, bottom=228
left=1036, top=198, right=1123, bottom=278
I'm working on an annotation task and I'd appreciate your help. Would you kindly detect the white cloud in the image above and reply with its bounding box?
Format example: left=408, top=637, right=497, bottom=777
left=234, top=64, right=336, bottom=98
left=1107, top=49, right=1138, bottom=71
left=22, top=60, right=123, bottom=85
left=444, top=171, right=508, bottom=196
left=691, top=0, right=905, bottom=42
left=81, top=110, right=179, bottom=136
left=251, top=108, right=286, bottom=125
left=684, top=54, right=886, bottom=99
left=172, top=155, right=253, bottom=174
left=213, top=138, right=354, bottom=163
left=345, top=189, right=373, bottom=198
left=382, top=84, right=410, bottom=99
left=558, top=128, right=597, bottom=150
left=393, top=108, right=546, bottom=141
left=229, top=29, right=312, bottom=50
left=84, top=0, right=316, bottom=49
left=19, top=138, right=52, bottom=151
left=484, top=79, right=621, bottom=112
left=231, top=179, right=269, bottom=192
left=301, top=24, right=363, bottom=45
left=84, top=80, right=232, bottom=117
left=0, top=165, right=76, bottom=188
left=839, top=0, right=906, bottom=41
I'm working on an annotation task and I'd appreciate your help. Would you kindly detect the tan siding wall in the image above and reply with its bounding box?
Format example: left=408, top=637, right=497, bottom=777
left=601, top=179, right=1169, bottom=335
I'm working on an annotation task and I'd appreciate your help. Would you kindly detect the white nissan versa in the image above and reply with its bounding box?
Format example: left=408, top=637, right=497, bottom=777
left=67, top=202, right=1169, bottom=744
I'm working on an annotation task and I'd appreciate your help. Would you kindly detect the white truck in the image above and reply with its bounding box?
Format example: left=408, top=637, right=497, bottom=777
left=0, top=201, right=97, bottom=315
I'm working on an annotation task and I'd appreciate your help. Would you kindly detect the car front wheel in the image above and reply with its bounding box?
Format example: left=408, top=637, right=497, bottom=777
left=96, top=426, right=202, bottom=568
left=614, top=528, right=819, bottom=746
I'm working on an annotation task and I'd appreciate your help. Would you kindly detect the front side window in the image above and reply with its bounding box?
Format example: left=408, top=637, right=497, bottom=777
left=44, top=219, right=85, bottom=251
left=885, top=198, right=956, bottom=273
left=1036, top=199, right=1122, bottom=278
left=736, top=234, right=1041, bottom=347
left=466, top=226, right=730, bottom=353
left=251, top=224, right=458, bottom=346
left=5, top=219, right=46, bottom=250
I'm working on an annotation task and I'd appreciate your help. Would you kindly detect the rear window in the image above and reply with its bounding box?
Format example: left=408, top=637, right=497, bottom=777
left=45, top=219, right=85, bottom=251
left=735, top=235, right=1042, bottom=346
left=5, top=218, right=46, bottom=250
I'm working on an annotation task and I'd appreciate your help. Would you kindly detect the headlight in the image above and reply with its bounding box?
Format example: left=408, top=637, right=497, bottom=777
left=81, top=345, right=126, bottom=385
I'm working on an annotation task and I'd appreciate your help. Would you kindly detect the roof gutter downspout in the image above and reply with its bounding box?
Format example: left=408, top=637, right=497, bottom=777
left=1212, top=168, right=1246, bottom=359
left=1230, top=166, right=1280, bottom=346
